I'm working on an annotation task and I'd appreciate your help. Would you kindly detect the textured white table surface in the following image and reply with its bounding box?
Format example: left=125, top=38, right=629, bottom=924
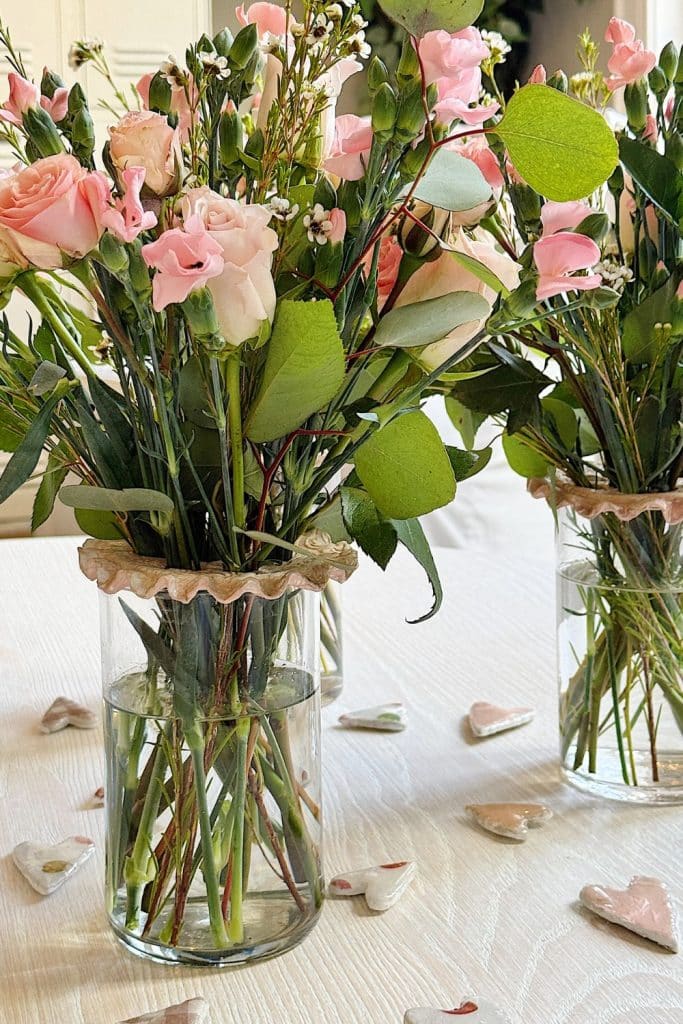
left=0, top=533, right=681, bottom=1024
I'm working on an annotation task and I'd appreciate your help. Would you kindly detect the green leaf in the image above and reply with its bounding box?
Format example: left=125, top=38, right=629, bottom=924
left=410, top=149, right=492, bottom=212
left=66, top=301, right=106, bottom=361
left=60, top=484, right=174, bottom=513
left=450, top=352, right=551, bottom=415
left=622, top=275, right=683, bottom=363
left=28, top=361, right=66, bottom=397
left=75, top=507, right=124, bottom=540
left=0, top=406, right=26, bottom=452
left=341, top=485, right=397, bottom=569
left=88, top=375, right=137, bottom=471
left=542, top=397, right=578, bottom=448
left=378, top=0, right=484, bottom=36
left=179, top=357, right=216, bottom=428
left=0, top=394, right=59, bottom=505
left=619, top=137, right=683, bottom=225
left=445, top=396, right=486, bottom=450
left=502, top=432, right=549, bottom=478
left=493, top=85, right=619, bottom=201
left=246, top=300, right=345, bottom=442
left=446, top=444, right=493, bottom=481
left=32, top=449, right=69, bottom=532
left=375, top=292, right=490, bottom=349
left=309, top=494, right=351, bottom=543
left=390, top=517, right=443, bottom=623
left=451, top=249, right=512, bottom=296
left=354, top=410, right=456, bottom=519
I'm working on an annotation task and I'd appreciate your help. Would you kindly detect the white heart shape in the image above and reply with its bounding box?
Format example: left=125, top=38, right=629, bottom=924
left=12, top=836, right=95, bottom=895
left=465, top=803, right=552, bottom=840
left=405, top=1000, right=508, bottom=1023
left=468, top=702, right=534, bottom=738
left=119, top=998, right=211, bottom=1024
left=339, top=703, right=407, bottom=732
left=329, top=861, right=417, bottom=911
left=580, top=875, right=679, bottom=952
left=40, top=697, right=97, bottom=733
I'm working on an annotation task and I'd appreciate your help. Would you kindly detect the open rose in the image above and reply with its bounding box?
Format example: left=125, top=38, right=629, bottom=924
left=178, top=187, right=278, bottom=347
left=109, top=110, right=182, bottom=198
left=0, top=154, right=106, bottom=268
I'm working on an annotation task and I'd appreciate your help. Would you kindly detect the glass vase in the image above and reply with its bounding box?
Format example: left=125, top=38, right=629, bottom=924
left=557, top=503, right=683, bottom=804
left=320, top=580, right=343, bottom=705
left=99, top=584, right=323, bottom=966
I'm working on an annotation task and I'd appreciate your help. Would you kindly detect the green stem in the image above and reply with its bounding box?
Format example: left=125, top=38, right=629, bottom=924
left=228, top=715, right=250, bottom=942
left=226, top=352, right=246, bottom=530
left=187, top=725, right=230, bottom=947
left=18, top=273, right=95, bottom=379
left=123, top=737, right=167, bottom=930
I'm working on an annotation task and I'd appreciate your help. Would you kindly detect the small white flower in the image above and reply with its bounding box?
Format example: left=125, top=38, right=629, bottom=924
left=303, top=203, right=334, bottom=244
left=481, top=30, right=511, bottom=61
left=595, top=259, right=633, bottom=292
left=306, top=14, right=334, bottom=46
left=198, top=51, right=231, bottom=79
left=350, top=14, right=367, bottom=30
left=326, top=3, right=344, bottom=20
left=268, top=196, right=300, bottom=222
left=68, top=37, right=104, bottom=70
left=160, top=55, right=185, bottom=87
left=347, top=31, right=371, bottom=59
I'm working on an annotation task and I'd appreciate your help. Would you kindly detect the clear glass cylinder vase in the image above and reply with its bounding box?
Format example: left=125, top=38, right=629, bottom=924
left=320, top=580, right=343, bottom=705
left=99, top=584, right=323, bottom=966
left=557, top=503, right=683, bottom=804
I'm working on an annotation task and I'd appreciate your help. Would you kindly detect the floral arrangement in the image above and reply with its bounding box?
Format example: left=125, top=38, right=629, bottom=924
left=0, top=0, right=617, bottom=956
left=443, top=19, right=682, bottom=794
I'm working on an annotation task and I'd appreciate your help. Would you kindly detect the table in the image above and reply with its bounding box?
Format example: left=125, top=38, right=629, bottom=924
left=0, top=535, right=681, bottom=1024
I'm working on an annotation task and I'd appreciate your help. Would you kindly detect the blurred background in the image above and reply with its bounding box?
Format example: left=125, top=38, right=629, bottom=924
left=0, top=0, right=680, bottom=538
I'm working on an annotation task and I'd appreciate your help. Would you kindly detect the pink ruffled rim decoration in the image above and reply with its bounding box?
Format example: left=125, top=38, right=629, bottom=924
left=528, top=477, right=683, bottom=525
left=78, top=531, right=358, bottom=605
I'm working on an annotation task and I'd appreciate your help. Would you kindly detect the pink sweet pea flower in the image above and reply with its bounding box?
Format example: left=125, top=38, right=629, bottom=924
left=605, top=18, right=636, bottom=45
left=452, top=136, right=504, bottom=191
left=235, top=2, right=288, bottom=37
left=419, top=29, right=489, bottom=86
left=141, top=215, right=225, bottom=311
left=324, top=115, right=373, bottom=181
left=541, top=200, right=593, bottom=236
left=433, top=67, right=499, bottom=127
left=528, top=64, right=547, bottom=84
left=328, top=208, right=347, bottom=246
left=534, top=232, right=602, bottom=301
left=100, top=166, right=158, bottom=243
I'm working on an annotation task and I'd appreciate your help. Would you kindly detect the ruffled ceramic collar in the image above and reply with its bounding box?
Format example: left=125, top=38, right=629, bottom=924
left=79, top=530, right=357, bottom=604
left=529, top=477, right=683, bottom=524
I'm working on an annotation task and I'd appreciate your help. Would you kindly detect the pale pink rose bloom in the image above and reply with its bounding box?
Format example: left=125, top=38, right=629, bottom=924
left=179, top=187, right=278, bottom=346
left=235, top=2, right=288, bottom=37
left=136, top=72, right=197, bottom=141
left=142, top=214, right=225, bottom=311
left=109, top=110, right=182, bottom=198
left=328, top=208, right=347, bottom=245
left=419, top=29, right=488, bottom=86
left=100, top=166, right=158, bottom=243
left=605, top=18, right=636, bottom=45
left=324, top=115, right=373, bottom=181
left=528, top=64, right=547, bottom=84
left=395, top=230, right=521, bottom=371
left=643, top=114, right=658, bottom=144
left=606, top=39, right=656, bottom=90
left=541, top=200, right=593, bottom=236
left=0, top=154, right=105, bottom=268
left=0, top=225, right=28, bottom=277
left=534, top=232, right=602, bottom=301
left=365, top=235, right=403, bottom=310
left=452, top=136, right=504, bottom=191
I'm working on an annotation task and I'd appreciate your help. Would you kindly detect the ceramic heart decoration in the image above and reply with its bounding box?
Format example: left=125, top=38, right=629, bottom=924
left=405, top=1000, right=508, bottom=1023
left=329, top=861, right=416, bottom=911
left=338, top=703, right=407, bottom=732
left=468, top=702, right=535, bottom=738
left=40, top=697, right=97, bottom=733
left=12, top=836, right=95, bottom=895
left=119, top=998, right=211, bottom=1023
left=465, top=802, right=553, bottom=840
left=580, top=875, right=679, bottom=952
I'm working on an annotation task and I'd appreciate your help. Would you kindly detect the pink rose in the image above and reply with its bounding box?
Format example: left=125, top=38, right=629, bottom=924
left=0, top=71, right=68, bottom=126
left=0, top=154, right=106, bottom=268
left=141, top=215, right=225, bottom=311
left=605, top=18, right=636, bottom=45
left=452, top=136, right=504, bottom=191
left=136, top=72, right=197, bottom=141
left=328, top=208, right=347, bottom=245
left=109, top=110, right=182, bottom=198
left=179, top=187, right=278, bottom=346
left=365, top=235, right=403, bottom=310
left=100, top=166, right=158, bottom=243
left=528, top=64, right=547, bottom=85
left=395, top=230, right=521, bottom=370
left=0, top=225, right=28, bottom=278
left=235, top=2, right=288, bottom=37
left=534, top=233, right=602, bottom=301
left=324, top=115, right=373, bottom=181
left=541, top=200, right=593, bottom=236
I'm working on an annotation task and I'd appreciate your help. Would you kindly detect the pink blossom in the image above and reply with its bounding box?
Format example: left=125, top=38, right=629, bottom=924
left=0, top=71, right=69, bottom=126
left=142, top=215, right=225, bottom=311
left=605, top=18, right=636, bottom=45
left=328, top=208, right=347, bottom=245
left=643, top=113, right=658, bottom=144
left=419, top=29, right=488, bottom=86
left=434, top=68, right=499, bottom=126
left=41, top=86, right=68, bottom=123
left=235, top=2, right=288, bottom=37
left=534, top=232, right=602, bottom=301
left=365, top=235, right=403, bottom=310
left=664, top=94, right=675, bottom=125
left=452, top=136, right=504, bottom=191
left=100, top=166, right=158, bottom=243
left=109, top=110, right=182, bottom=197
left=541, top=200, right=593, bottom=236
left=324, top=115, right=373, bottom=181
left=528, top=64, right=547, bottom=85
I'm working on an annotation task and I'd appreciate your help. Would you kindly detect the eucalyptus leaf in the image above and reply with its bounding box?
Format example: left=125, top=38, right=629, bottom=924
left=246, top=300, right=345, bottom=442
left=378, top=0, right=484, bottom=36
left=390, top=517, right=443, bottom=623
left=451, top=250, right=512, bottom=296
left=341, top=485, right=397, bottom=569
left=28, top=361, right=66, bottom=397
left=375, top=292, right=490, bottom=349
left=409, top=149, right=492, bottom=213
left=354, top=410, right=456, bottom=520
left=502, top=432, right=549, bottom=478
left=446, top=445, right=492, bottom=481
left=492, top=85, right=619, bottom=201
left=60, top=484, right=174, bottom=514
left=0, top=394, right=59, bottom=505
left=445, top=396, right=486, bottom=450
left=32, top=449, right=69, bottom=532
left=75, top=507, right=124, bottom=540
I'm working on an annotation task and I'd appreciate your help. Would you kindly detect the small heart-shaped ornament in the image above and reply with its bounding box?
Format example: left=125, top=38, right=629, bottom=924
left=580, top=875, right=679, bottom=952
left=119, top=998, right=211, bottom=1023
left=466, top=802, right=552, bottom=840
left=12, top=836, right=95, bottom=895
left=41, top=697, right=97, bottom=733
left=92, top=786, right=105, bottom=808
left=468, top=702, right=534, bottom=738
left=339, top=703, right=407, bottom=732
left=405, top=1000, right=508, bottom=1023
left=329, top=861, right=416, bottom=911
